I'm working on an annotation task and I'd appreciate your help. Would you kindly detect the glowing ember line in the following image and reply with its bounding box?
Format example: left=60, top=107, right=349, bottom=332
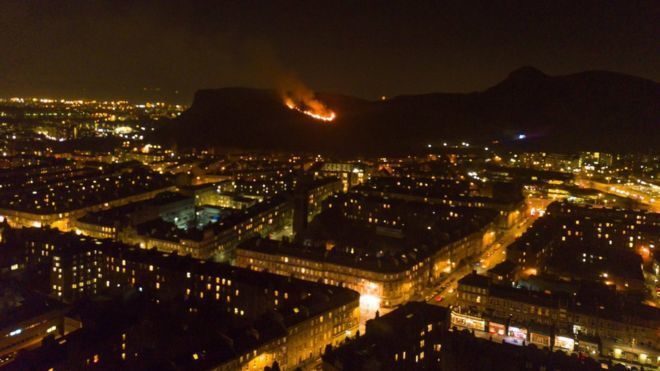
left=284, top=98, right=336, bottom=122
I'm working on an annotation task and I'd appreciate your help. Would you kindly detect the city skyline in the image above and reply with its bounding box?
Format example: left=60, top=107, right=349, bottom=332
left=1, top=1, right=658, bottom=102
left=0, top=2, right=658, bottom=370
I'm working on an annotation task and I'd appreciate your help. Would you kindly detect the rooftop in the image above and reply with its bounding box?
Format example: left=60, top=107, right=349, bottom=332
left=0, top=165, right=172, bottom=214
left=240, top=193, right=496, bottom=273
left=77, top=191, right=191, bottom=227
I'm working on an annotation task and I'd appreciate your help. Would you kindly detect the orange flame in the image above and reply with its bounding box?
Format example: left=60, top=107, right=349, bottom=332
left=279, top=74, right=336, bottom=122
left=283, top=96, right=336, bottom=122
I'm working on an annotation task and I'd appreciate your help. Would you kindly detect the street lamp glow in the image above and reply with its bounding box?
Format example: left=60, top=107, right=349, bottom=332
left=359, top=294, right=381, bottom=311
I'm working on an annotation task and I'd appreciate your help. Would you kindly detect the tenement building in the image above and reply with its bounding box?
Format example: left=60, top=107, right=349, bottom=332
left=0, top=164, right=174, bottom=230
left=236, top=193, right=497, bottom=308
left=322, top=302, right=448, bottom=370
left=0, top=286, right=81, bottom=366
left=453, top=272, right=660, bottom=368
left=356, top=176, right=526, bottom=229
left=72, top=191, right=194, bottom=239
left=121, top=194, right=292, bottom=260
left=1, top=227, right=360, bottom=370
left=508, top=202, right=658, bottom=293
left=322, top=301, right=602, bottom=371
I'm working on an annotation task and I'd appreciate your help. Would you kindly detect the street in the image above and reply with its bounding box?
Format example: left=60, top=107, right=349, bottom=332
left=424, top=208, right=540, bottom=308
left=577, top=177, right=660, bottom=212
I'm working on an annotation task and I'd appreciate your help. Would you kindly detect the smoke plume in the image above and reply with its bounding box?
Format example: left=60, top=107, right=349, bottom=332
left=278, top=72, right=336, bottom=121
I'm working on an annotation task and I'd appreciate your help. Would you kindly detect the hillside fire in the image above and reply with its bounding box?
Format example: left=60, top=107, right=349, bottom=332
left=279, top=74, right=336, bottom=122
left=284, top=95, right=336, bottom=122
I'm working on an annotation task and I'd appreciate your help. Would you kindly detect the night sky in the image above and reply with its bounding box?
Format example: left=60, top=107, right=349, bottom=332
left=1, top=0, right=658, bottom=103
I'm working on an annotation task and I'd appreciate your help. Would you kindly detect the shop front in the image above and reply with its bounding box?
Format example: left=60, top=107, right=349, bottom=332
left=554, top=335, right=575, bottom=352
left=575, top=333, right=600, bottom=357
left=529, top=332, right=551, bottom=348
left=505, top=325, right=527, bottom=346
left=451, top=311, right=486, bottom=332
left=488, top=322, right=506, bottom=337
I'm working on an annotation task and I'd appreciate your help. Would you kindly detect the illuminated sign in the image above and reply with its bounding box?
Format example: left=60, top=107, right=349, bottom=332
left=488, top=322, right=506, bottom=336
left=530, top=332, right=551, bottom=347
left=508, top=326, right=527, bottom=341
left=554, top=336, right=575, bottom=351
left=451, top=312, right=485, bottom=331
